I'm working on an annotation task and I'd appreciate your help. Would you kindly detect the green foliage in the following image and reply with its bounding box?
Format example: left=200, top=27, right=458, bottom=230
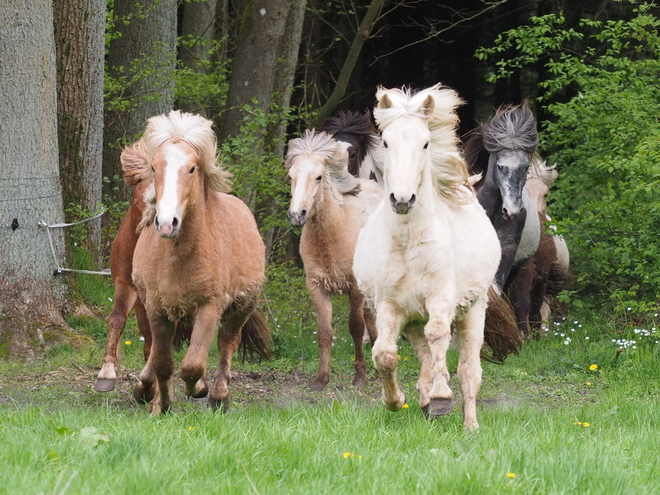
left=476, top=2, right=660, bottom=314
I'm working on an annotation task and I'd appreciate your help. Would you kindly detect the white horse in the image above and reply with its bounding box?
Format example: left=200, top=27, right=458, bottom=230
left=353, top=84, right=520, bottom=430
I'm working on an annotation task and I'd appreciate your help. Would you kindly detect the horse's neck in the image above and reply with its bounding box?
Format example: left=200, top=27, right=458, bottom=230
left=168, top=194, right=213, bottom=256
left=476, top=154, right=502, bottom=218
left=307, top=184, right=344, bottom=237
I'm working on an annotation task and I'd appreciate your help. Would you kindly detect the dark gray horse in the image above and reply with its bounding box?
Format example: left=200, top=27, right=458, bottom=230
left=463, top=102, right=540, bottom=290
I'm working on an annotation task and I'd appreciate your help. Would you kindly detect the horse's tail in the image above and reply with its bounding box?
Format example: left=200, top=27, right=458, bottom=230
left=173, top=320, right=193, bottom=351
left=239, top=307, right=272, bottom=362
left=546, top=263, right=574, bottom=300
left=481, top=287, right=523, bottom=363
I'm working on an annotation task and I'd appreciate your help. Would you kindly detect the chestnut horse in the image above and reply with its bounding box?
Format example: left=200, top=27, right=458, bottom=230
left=126, top=110, right=270, bottom=414
left=354, top=84, right=521, bottom=429
left=94, top=173, right=191, bottom=392
left=286, top=130, right=382, bottom=390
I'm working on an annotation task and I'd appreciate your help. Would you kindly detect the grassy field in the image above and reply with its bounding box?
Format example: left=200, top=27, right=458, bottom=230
left=1, top=271, right=660, bottom=494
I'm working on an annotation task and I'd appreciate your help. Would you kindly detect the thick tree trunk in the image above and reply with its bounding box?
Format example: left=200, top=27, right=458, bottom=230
left=0, top=0, right=91, bottom=358
left=103, top=0, right=177, bottom=203
left=53, top=0, right=105, bottom=256
left=218, top=0, right=292, bottom=141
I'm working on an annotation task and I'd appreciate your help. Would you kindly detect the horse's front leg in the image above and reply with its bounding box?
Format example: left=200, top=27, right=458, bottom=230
left=95, top=280, right=138, bottom=392
left=348, top=286, right=368, bottom=387
left=179, top=303, right=223, bottom=401
left=455, top=300, right=486, bottom=430
left=309, top=285, right=333, bottom=391
left=402, top=323, right=433, bottom=411
left=372, top=300, right=407, bottom=411
left=423, top=297, right=455, bottom=419
left=136, top=310, right=175, bottom=415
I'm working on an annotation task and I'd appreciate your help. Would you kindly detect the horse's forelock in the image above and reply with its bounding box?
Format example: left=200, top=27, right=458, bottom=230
left=482, top=102, right=539, bottom=154
left=144, top=110, right=232, bottom=193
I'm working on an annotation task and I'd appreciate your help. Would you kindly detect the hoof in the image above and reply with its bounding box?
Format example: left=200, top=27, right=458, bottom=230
left=309, top=379, right=327, bottom=392
left=133, top=382, right=155, bottom=405
left=208, top=397, right=230, bottom=413
left=93, top=378, right=116, bottom=392
left=185, top=380, right=209, bottom=399
left=421, top=398, right=453, bottom=419
left=383, top=395, right=406, bottom=412
left=351, top=376, right=366, bottom=388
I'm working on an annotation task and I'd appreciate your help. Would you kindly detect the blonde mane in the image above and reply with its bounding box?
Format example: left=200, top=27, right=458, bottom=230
left=528, top=154, right=558, bottom=186
left=285, top=129, right=361, bottom=202
left=374, top=83, right=474, bottom=204
left=121, top=110, right=232, bottom=192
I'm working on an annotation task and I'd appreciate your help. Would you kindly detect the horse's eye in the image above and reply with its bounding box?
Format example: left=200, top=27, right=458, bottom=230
left=316, top=175, right=322, bottom=181
left=423, top=142, right=429, bottom=149
left=189, top=166, right=195, bottom=174
left=383, top=141, right=388, bottom=149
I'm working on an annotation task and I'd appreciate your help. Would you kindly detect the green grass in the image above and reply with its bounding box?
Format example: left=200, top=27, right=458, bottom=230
left=1, top=267, right=660, bottom=493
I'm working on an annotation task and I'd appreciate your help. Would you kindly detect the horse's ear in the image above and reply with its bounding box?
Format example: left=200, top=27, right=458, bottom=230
left=419, top=94, right=435, bottom=118
left=378, top=94, right=393, bottom=110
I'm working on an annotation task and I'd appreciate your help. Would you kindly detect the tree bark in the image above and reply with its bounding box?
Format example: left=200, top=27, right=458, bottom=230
left=178, top=0, right=218, bottom=116
left=218, top=0, right=293, bottom=141
left=53, top=0, right=105, bottom=255
left=0, top=0, right=90, bottom=358
left=103, top=0, right=177, bottom=203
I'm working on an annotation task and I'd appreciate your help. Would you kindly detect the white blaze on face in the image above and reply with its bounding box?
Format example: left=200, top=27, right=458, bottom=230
left=155, top=142, right=191, bottom=237
left=496, top=150, right=528, bottom=219
left=288, top=155, right=324, bottom=226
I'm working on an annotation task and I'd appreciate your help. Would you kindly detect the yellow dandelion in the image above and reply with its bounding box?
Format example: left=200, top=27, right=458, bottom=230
left=124, top=340, right=132, bottom=345
left=589, top=364, right=598, bottom=371
left=507, top=473, right=516, bottom=478
left=583, top=422, right=590, bottom=427
left=188, top=426, right=196, bottom=431
left=343, top=452, right=352, bottom=459
left=586, top=382, right=592, bottom=386
left=397, top=354, right=401, bottom=360
left=402, top=403, right=409, bottom=409
left=574, top=421, right=583, bottom=426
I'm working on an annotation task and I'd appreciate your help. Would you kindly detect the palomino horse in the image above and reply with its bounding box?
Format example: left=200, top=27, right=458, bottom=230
left=286, top=130, right=382, bottom=391
left=353, top=84, right=521, bottom=429
left=319, top=110, right=383, bottom=181
left=126, top=110, right=270, bottom=414
left=462, top=102, right=541, bottom=290
left=95, top=178, right=191, bottom=392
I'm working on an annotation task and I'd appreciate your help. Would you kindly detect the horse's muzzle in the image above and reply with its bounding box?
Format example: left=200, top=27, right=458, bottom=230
left=155, top=215, right=179, bottom=238
left=288, top=209, right=307, bottom=227
left=390, top=193, right=416, bottom=215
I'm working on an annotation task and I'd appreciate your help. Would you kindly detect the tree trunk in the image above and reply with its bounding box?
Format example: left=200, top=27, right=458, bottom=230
left=178, top=0, right=218, bottom=116
left=0, top=0, right=91, bottom=358
left=53, top=0, right=105, bottom=256
left=218, top=0, right=292, bottom=141
left=103, top=0, right=177, bottom=203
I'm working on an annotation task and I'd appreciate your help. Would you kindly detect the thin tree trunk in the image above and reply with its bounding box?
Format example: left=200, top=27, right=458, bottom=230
left=103, top=0, right=177, bottom=204
left=53, top=0, right=105, bottom=257
left=310, top=0, right=385, bottom=128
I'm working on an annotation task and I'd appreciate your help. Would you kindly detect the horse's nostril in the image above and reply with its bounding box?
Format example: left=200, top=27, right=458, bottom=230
left=172, top=217, right=179, bottom=229
left=154, top=216, right=160, bottom=229
left=389, top=193, right=396, bottom=205
left=409, top=194, right=416, bottom=207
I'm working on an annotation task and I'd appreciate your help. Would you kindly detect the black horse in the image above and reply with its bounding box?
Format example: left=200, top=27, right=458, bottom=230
left=463, top=102, right=541, bottom=291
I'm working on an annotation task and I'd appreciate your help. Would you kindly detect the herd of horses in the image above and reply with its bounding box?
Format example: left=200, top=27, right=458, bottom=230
left=93, top=83, right=571, bottom=429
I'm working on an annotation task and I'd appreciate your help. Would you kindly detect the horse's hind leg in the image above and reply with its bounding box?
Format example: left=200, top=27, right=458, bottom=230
left=209, top=307, right=251, bottom=412
left=455, top=301, right=486, bottom=430
left=364, top=305, right=377, bottom=345
left=372, top=301, right=406, bottom=411
left=348, top=287, right=368, bottom=387
left=95, top=280, right=138, bottom=392
left=136, top=311, right=175, bottom=414
left=179, top=304, right=223, bottom=401
left=134, top=297, right=152, bottom=362
left=309, top=285, right=334, bottom=391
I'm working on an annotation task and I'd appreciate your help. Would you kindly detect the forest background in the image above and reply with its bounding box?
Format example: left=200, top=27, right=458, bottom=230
left=1, top=0, right=659, bottom=355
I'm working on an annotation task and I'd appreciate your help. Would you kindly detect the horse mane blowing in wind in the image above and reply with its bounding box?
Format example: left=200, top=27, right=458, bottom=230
left=353, top=83, right=521, bottom=430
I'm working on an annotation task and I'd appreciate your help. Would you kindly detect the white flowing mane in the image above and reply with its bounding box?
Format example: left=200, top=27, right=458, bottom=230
left=285, top=129, right=361, bottom=202
left=373, top=83, right=475, bottom=204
